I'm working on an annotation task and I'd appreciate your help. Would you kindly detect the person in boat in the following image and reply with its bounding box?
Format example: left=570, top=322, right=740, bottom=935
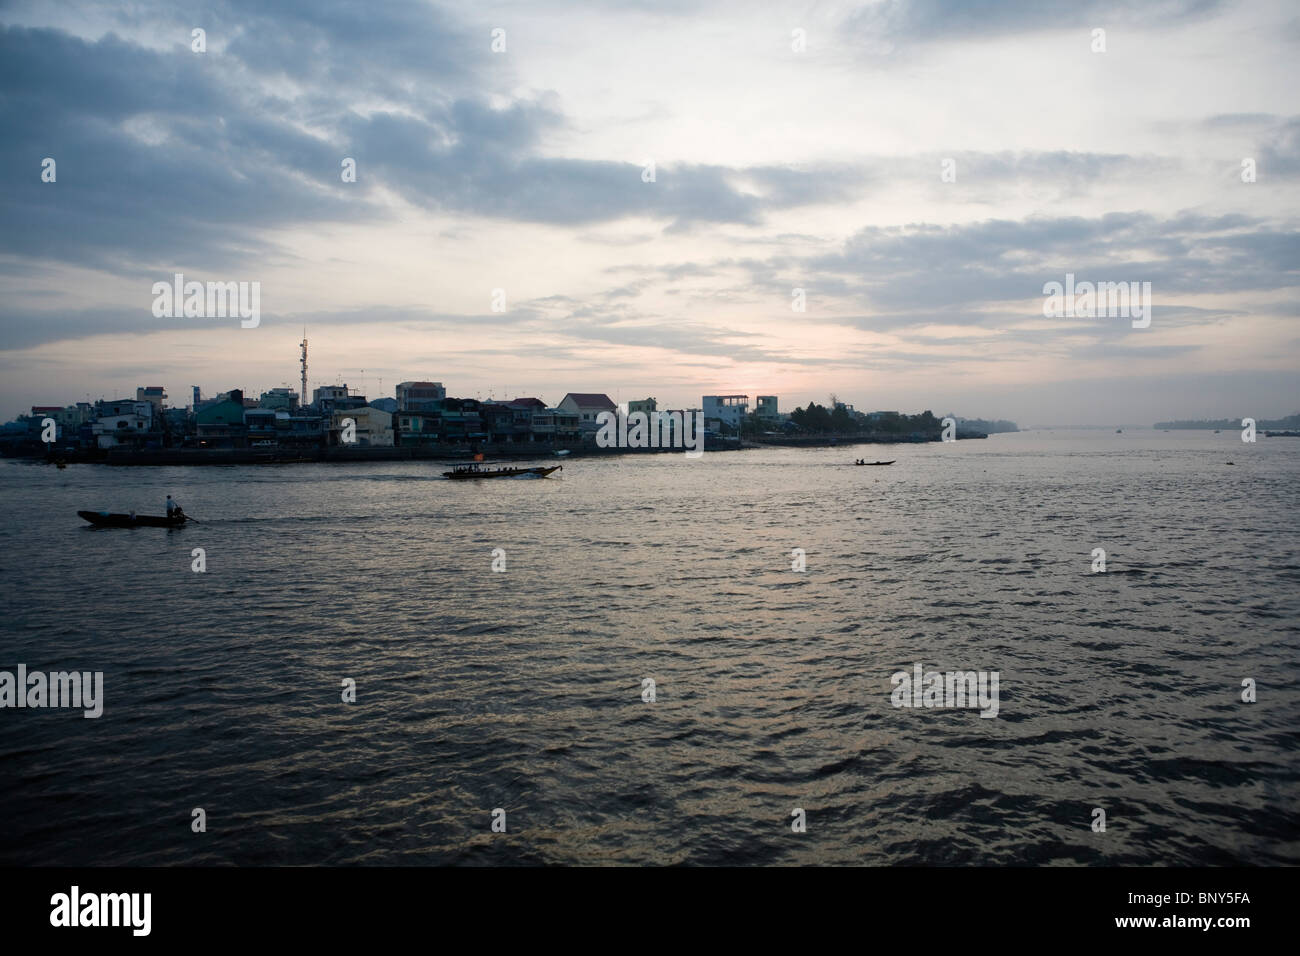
left=166, top=495, right=178, bottom=516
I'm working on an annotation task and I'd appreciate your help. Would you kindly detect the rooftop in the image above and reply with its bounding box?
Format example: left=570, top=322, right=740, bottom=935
left=560, top=392, right=617, bottom=409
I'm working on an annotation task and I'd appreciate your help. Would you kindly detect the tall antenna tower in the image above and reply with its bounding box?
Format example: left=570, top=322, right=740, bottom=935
left=300, top=332, right=308, bottom=408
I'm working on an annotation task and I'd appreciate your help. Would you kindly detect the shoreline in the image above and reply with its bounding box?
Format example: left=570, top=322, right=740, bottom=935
left=4, top=431, right=993, bottom=466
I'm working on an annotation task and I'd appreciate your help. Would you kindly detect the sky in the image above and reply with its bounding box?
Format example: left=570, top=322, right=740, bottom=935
left=1, top=0, right=1296, bottom=427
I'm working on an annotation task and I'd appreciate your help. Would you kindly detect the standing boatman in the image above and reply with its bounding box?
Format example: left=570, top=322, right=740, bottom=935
left=166, top=495, right=179, bottom=517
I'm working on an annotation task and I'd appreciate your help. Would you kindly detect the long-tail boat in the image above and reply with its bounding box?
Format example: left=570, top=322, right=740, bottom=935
left=443, top=464, right=562, bottom=480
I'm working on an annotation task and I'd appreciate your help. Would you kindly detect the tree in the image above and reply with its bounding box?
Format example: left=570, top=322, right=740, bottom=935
left=791, top=402, right=833, bottom=433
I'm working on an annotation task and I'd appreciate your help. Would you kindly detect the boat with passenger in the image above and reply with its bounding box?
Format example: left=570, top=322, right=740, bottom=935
left=78, top=510, right=188, bottom=528
left=443, top=463, right=562, bottom=480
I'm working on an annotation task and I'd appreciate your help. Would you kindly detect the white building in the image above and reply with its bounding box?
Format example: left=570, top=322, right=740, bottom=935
left=92, top=400, right=155, bottom=448
left=703, top=395, right=748, bottom=431
left=557, top=393, right=617, bottom=436
left=331, top=407, right=393, bottom=446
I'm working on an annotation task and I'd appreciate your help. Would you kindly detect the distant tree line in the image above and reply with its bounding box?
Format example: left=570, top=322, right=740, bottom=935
left=954, top=416, right=1019, bottom=434
left=1154, top=413, right=1300, bottom=430
left=782, top=404, right=943, bottom=436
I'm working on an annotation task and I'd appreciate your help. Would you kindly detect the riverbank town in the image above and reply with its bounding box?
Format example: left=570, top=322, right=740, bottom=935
left=3, top=377, right=998, bottom=465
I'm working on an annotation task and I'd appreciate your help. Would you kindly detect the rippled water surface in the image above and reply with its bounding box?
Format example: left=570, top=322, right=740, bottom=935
left=1, top=430, right=1297, bottom=865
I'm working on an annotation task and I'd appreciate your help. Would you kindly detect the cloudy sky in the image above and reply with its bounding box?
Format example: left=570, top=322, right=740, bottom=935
left=1, top=0, right=1296, bottom=426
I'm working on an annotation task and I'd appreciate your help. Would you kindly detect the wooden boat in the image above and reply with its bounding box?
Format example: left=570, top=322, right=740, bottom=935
left=443, top=464, right=562, bottom=480
left=854, top=460, right=895, bottom=466
left=78, top=510, right=188, bottom=528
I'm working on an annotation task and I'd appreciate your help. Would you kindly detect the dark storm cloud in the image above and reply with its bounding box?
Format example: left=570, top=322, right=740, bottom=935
left=2, top=0, right=1294, bottom=387
left=0, top=0, right=1222, bottom=292
left=0, top=9, right=868, bottom=285
left=0, top=304, right=164, bottom=351
left=341, top=98, right=869, bottom=227
left=0, top=24, right=369, bottom=273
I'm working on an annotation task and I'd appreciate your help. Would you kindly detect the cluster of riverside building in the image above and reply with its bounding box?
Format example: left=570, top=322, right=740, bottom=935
left=2, top=382, right=786, bottom=453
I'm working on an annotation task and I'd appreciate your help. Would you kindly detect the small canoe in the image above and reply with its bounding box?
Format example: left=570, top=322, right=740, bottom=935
left=854, top=460, right=895, bottom=466
left=78, top=510, right=187, bottom=528
left=443, top=465, right=562, bottom=480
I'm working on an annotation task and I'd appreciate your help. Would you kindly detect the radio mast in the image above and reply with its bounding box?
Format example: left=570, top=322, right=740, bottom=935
left=300, top=331, right=308, bottom=409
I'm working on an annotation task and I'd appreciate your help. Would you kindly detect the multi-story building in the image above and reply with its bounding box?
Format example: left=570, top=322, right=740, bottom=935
left=194, top=391, right=248, bottom=448
left=92, top=398, right=159, bottom=448
left=30, top=406, right=65, bottom=442
left=440, top=399, right=485, bottom=444
left=531, top=408, right=581, bottom=443
left=557, top=393, right=617, bottom=437
left=258, top=387, right=299, bottom=412
left=395, top=381, right=446, bottom=410
left=283, top=415, right=324, bottom=446
left=244, top=408, right=285, bottom=444
left=136, top=386, right=166, bottom=414
left=395, top=410, right=440, bottom=447
left=508, top=398, right=547, bottom=442
left=392, top=399, right=481, bottom=446
left=311, top=384, right=363, bottom=418
left=703, top=395, right=748, bottom=432
left=656, top=408, right=704, bottom=446
left=330, top=407, right=393, bottom=446
left=479, top=397, right=548, bottom=443
left=628, top=397, right=658, bottom=416
left=479, top=402, right=516, bottom=444
left=30, top=405, right=63, bottom=420
left=756, top=395, right=779, bottom=421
